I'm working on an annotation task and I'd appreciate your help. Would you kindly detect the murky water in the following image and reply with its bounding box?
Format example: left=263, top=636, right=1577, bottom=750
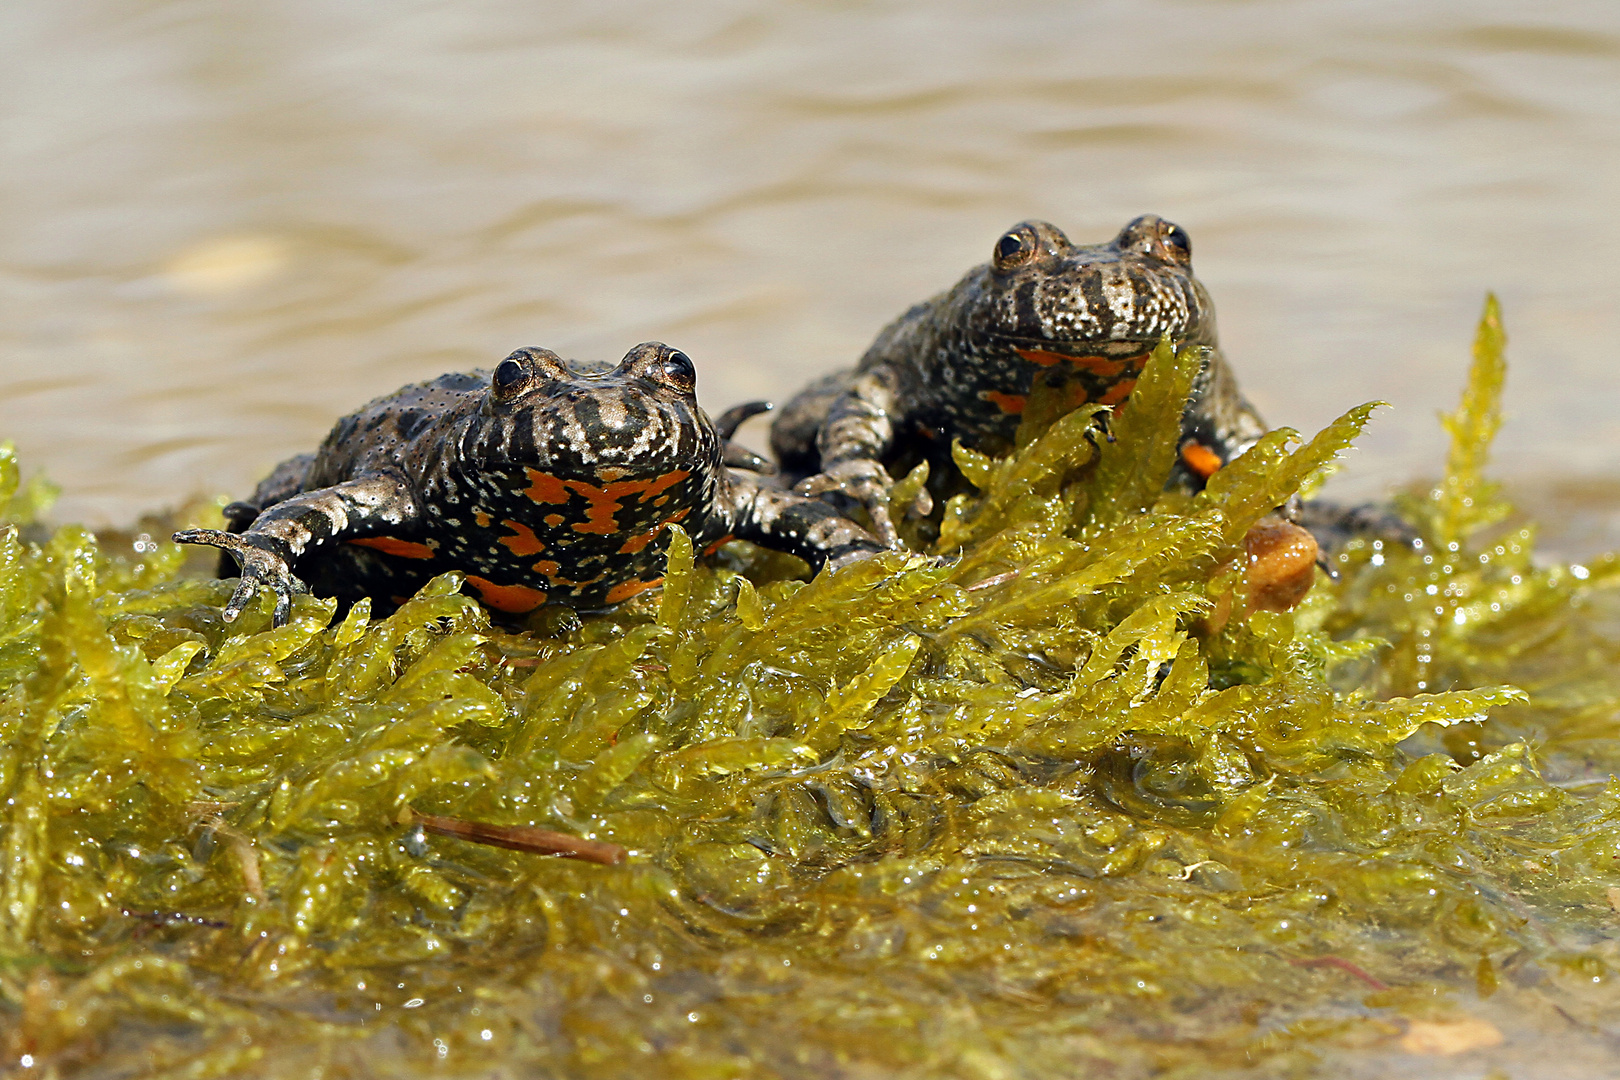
left=3, top=0, right=1619, bottom=526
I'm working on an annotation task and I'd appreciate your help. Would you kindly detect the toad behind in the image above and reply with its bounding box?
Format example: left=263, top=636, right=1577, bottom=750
left=771, top=215, right=1269, bottom=544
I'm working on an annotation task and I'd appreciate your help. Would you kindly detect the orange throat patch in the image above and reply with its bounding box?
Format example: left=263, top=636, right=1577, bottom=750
left=522, top=468, right=692, bottom=535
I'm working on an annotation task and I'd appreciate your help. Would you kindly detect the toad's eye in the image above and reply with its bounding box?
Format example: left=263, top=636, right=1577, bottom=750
left=493, top=357, right=527, bottom=393
left=1162, top=224, right=1191, bottom=261
left=993, top=229, right=1036, bottom=270
left=662, top=349, right=695, bottom=386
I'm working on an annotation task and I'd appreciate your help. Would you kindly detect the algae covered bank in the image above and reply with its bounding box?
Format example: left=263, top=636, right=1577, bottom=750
left=2, top=300, right=1619, bottom=1077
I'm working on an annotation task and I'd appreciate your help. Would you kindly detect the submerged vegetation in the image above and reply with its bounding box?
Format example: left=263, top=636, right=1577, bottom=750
left=2, top=298, right=1618, bottom=1078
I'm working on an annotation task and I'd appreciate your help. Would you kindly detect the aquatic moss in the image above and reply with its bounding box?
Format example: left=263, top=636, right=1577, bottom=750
left=2, top=300, right=1619, bottom=1078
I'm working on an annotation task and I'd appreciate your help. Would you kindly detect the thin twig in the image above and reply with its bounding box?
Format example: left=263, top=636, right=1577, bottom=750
left=121, top=908, right=228, bottom=929
left=401, top=807, right=627, bottom=865
left=1289, top=955, right=1389, bottom=990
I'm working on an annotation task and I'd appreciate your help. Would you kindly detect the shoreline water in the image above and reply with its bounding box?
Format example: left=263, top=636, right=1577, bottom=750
left=5, top=1, right=1620, bottom=525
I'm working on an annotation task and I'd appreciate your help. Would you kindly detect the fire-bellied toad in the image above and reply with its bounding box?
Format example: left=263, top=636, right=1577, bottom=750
left=770, top=215, right=1268, bottom=545
left=174, top=342, right=883, bottom=626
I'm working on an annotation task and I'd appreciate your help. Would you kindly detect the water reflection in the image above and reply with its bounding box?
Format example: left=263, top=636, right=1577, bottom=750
left=2, top=0, right=1618, bottom=524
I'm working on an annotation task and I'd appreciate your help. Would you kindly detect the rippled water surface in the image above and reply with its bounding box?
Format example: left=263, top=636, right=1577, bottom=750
left=3, top=0, right=1619, bottom=524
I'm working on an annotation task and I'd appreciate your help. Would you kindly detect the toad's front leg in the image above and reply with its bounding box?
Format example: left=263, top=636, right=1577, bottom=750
left=726, top=473, right=885, bottom=572
left=796, top=367, right=911, bottom=547
left=174, top=471, right=417, bottom=626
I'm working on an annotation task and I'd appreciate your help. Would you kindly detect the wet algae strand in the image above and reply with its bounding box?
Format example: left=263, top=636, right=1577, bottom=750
left=3, top=298, right=1620, bottom=1078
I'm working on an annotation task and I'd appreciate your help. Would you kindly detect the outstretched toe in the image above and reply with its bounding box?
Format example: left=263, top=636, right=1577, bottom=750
left=793, top=458, right=904, bottom=548
left=172, top=528, right=307, bottom=627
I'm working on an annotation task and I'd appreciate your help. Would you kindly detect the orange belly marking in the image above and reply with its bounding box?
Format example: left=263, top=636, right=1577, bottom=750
left=1180, top=442, right=1224, bottom=479
left=568, top=471, right=692, bottom=535
left=497, top=519, right=547, bottom=557
left=521, top=469, right=570, bottom=504
left=605, top=577, right=663, bottom=605
left=1013, top=347, right=1067, bottom=368
left=522, top=468, right=691, bottom=535
left=348, top=536, right=436, bottom=560
left=530, top=562, right=603, bottom=589
left=980, top=390, right=1027, bottom=415
left=1098, top=378, right=1139, bottom=406
left=1014, top=347, right=1147, bottom=378
left=617, top=508, right=692, bottom=555
left=464, top=576, right=548, bottom=614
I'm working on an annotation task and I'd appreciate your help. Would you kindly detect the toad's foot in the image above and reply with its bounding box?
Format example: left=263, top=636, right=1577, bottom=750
left=795, top=457, right=902, bottom=548
left=172, top=529, right=310, bottom=626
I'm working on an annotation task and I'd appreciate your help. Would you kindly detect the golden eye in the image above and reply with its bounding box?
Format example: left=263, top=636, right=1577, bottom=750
left=993, top=229, right=1035, bottom=269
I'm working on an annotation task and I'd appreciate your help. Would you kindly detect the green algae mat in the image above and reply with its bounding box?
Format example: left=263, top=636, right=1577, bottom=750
left=3, top=299, right=1618, bottom=1079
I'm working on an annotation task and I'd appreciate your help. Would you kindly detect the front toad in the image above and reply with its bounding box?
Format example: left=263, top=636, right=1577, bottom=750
left=175, top=342, right=882, bottom=625
left=771, top=215, right=1269, bottom=545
